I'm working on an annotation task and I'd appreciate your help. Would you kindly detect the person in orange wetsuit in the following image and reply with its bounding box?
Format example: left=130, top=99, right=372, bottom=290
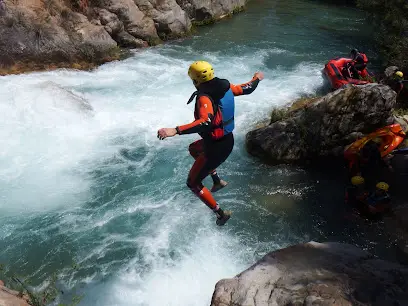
left=157, top=61, right=264, bottom=226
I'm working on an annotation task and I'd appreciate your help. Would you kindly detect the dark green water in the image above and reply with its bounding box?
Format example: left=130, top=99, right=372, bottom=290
left=0, top=1, right=394, bottom=305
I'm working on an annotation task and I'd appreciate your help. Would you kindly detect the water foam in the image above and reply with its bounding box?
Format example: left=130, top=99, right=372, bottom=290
left=0, top=43, right=324, bottom=305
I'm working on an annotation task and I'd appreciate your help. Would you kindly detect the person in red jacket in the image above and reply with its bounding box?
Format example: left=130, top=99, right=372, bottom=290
left=157, top=61, right=264, bottom=225
left=347, top=49, right=371, bottom=80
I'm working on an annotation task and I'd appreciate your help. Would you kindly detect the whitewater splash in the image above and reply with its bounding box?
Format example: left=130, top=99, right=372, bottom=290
left=0, top=45, right=324, bottom=305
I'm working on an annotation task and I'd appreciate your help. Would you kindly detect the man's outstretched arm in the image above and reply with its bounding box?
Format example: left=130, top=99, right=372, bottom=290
left=230, top=72, right=264, bottom=96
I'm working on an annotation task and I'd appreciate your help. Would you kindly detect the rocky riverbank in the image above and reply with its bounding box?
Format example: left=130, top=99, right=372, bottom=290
left=0, top=0, right=246, bottom=75
left=211, top=241, right=408, bottom=306
left=0, top=280, right=30, bottom=306
left=245, top=83, right=400, bottom=165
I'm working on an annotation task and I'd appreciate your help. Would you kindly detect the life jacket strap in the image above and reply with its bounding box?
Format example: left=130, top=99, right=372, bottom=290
left=187, top=91, right=198, bottom=104
left=223, top=116, right=234, bottom=126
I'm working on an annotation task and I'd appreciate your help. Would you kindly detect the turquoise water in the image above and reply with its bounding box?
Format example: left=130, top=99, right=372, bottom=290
left=0, top=1, right=392, bottom=305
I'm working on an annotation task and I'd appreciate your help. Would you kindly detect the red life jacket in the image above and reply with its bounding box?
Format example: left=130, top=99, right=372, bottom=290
left=187, top=78, right=235, bottom=141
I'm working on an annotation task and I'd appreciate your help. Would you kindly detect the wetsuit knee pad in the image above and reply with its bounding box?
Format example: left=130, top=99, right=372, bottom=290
left=186, top=178, right=197, bottom=189
left=186, top=179, right=203, bottom=194
left=186, top=180, right=193, bottom=189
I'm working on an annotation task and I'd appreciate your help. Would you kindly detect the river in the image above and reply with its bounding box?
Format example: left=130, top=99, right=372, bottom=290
left=0, top=1, right=393, bottom=305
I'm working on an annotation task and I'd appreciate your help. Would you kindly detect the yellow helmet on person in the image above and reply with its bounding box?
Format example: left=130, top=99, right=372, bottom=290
left=395, top=71, right=404, bottom=79
left=376, top=182, right=389, bottom=192
left=188, top=61, right=215, bottom=85
left=351, top=176, right=365, bottom=186
left=372, top=137, right=382, bottom=144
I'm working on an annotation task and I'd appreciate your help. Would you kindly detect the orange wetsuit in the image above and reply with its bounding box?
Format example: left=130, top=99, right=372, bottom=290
left=175, top=76, right=260, bottom=211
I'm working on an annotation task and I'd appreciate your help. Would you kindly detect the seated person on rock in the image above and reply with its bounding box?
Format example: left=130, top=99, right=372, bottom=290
left=357, top=138, right=392, bottom=190
left=345, top=176, right=369, bottom=214
left=389, top=71, right=405, bottom=96
left=364, top=182, right=391, bottom=218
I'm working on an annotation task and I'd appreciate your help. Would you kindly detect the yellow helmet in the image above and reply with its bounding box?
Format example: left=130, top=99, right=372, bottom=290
left=376, top=182, right=389, bottom=191
left=351, top=176, right=365, bottom=186
left=395, top=71, right=404, bottom=79
left=372, top=137, right=382, bottom=144
left=188, top=61, right=214, bottom=85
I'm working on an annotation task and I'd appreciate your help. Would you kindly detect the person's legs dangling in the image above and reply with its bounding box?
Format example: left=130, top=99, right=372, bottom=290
left=188, top=139, right=227, bottom=192
left=186, top=134, right=234, bottom=225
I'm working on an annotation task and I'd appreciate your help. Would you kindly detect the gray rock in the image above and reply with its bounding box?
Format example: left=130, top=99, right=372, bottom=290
left=246, top=84, right=397, bottom=164
left=135, top=0, right=191, bottom=37
left=0, top=5, right=116, bottom=65
left=95, top=8, right=124, bottom=35
left=68, top=12, right=117, bottom=51
left=211, top=241, right=408, bottom=306
left=115, top=31, right=148, bottom=48
left=101, top=0, right=159, bottom=41
left=0, top=0, right=6, bottom=16
left=178, top=0, right=246, bottom=20
left=0, top=0, right=247, bottom=68
left=0, top=7, right=75, bottom=63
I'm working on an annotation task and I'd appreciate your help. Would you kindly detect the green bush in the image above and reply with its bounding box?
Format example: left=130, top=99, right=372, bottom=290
left=357, top=0, right=408, bottom=70
left=270, top=107, right=289, bottom=124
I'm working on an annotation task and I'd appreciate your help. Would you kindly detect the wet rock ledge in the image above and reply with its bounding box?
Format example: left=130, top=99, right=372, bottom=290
left=211, top=241, right=408, bottom=306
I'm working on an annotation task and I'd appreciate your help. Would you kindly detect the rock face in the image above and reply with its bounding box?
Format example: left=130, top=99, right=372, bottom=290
left=99, top=0, right=159, bottom=41
left=135, top=0, right=191, bottom=38
left=211, top=241, right=408, bottom=306
left=246, top=84, right=397, bottom=164
left=0, top=282, right=30, bottom=306
left=177, top=0, right=246, bottom=21
left=0, top=1, right=117, bottom=67
left=0, top=0, right=245, bottom=71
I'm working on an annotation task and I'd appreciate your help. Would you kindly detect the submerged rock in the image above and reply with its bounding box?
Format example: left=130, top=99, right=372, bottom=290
left=211, top=241, right=408, bottom=306
left=246, top=84, right=397, bottom=164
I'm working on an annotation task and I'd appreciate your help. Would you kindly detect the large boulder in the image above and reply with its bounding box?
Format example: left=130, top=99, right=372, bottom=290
left=115, top=31, right=148, bottom=48
left=65, top=12, right=117, bottom=51
left=178, top=0, right=246, bottom=21
left=0, top=5, right=75, bottom=64
left=98, top=0, right=159, bottom=41
left=246, top=84, right=397, bottom=164
left=0, top=0, right=247, bottom=71
left=94, top=8, right=124, bottom=36
left=135, top=0, right=191, bottom=38
left=0, top=2, right=117, bottom=66
left=211, top=241, right=408, bottom=306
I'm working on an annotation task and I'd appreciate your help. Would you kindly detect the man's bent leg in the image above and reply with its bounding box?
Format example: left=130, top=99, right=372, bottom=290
left=186, top=155, right=231, bottom=225
left=189, top=140, right=226, bottom=189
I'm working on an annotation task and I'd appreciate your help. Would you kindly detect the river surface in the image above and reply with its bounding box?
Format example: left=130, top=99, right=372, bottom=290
left=0, top=1, right=394, bottom=305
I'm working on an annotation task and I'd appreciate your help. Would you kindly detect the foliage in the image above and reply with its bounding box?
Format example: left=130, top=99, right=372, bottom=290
left=357, top=0, right=408, bottom=70
left=393, top=106, right=408, bottom=117
left=270, top=107, right=290, bottom=124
